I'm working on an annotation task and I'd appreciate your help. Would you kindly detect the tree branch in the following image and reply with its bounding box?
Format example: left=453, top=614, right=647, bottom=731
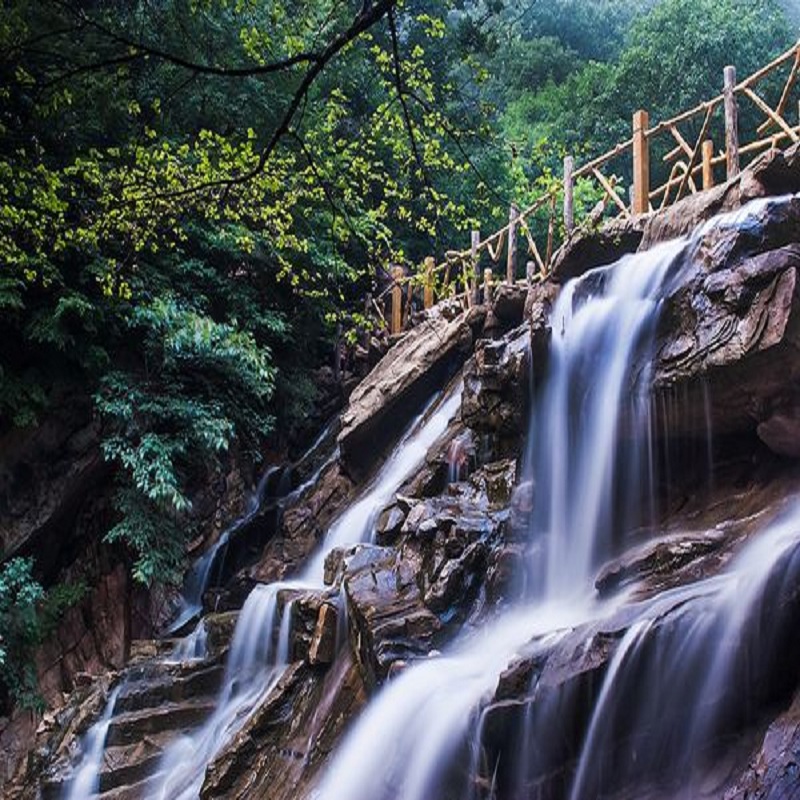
left=121, top=0, right=397, bottom=205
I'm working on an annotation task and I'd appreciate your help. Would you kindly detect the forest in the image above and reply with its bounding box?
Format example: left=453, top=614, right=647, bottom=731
left=0, top=0, right=797, bottom=715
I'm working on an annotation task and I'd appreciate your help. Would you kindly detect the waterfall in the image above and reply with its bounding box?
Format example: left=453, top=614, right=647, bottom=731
left=62, top=684, right=122, bottom=800
left=145, top=378, right=464, bottom=798
left=314, top=196, right=800, bottom=800
left=569, top=502, right=800, bottom=799
left=526, top=237, right=685, bottom=599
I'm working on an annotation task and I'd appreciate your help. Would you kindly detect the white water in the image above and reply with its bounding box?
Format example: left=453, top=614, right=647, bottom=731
left=147, top=379, right=464, bottom=798
left=315, top=230, right=687, bottom=800
left=314, top=197, right=799, bottom=800
left=63, top=684, right=122, bottom=800
left=528, top=237, right=686, bottom=600
left=168, top=464, right=284, bottom=634
left=569, top=502, right=800, bottom=799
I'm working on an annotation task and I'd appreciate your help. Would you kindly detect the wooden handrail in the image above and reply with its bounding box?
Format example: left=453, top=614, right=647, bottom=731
left=376, top=40, right=800, bottom=334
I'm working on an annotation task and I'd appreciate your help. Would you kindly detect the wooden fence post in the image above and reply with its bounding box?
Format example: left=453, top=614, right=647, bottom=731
left=526, top=261, right=537, bottom=284
left=724, top=65, right=740, bottom=180
left=506, top=204, right=519, bottom=284
left=563, top=155, right=574, bottom=234
left=471, top=230, right=480, bottom=306
left=391, top=265, right=403, bottom=335
left=483, top=268, right=493, bottom=305
left=632, top=109, right=650, bottom=215
left=702, top=139, right=715, bottom=190
left=423, top=256, right=435, bottom=309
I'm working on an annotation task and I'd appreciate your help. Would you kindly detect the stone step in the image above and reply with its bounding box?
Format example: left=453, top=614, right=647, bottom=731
left=96, top=774, right=158, bottom=800
left=105, top=698, right=217, bottom=747
left=114, top=662, right=223, bottom=714
left=97, top=731, right=176, bottom=794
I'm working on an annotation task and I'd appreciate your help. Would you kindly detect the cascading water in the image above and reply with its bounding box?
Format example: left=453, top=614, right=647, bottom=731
left=62, top=684, right=122, bottom=800
left=314, top=197, right=800, bottom=800
left=146, top=379, right=464, bottom=798
left=314, top=228, right=688, bottom=800
left=569, top=502, right=800, bottom=799
left=526, top=237, right=685, bottom=600
left=168, top=464, right=284, bottom=634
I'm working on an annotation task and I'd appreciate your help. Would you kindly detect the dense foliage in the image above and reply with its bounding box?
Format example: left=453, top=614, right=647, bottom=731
left=0, top=1, right=794, bottom=703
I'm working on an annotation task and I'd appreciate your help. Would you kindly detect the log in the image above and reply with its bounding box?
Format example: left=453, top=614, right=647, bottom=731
left=563, top=155, right=574, bottom=234
left=632, top=109, right=650, bottom=214
left=423, top=256, right=435, bottom=309
left=702, top=139, right=714, bottom=190
left=391, top=265, right=403, bottom=334
left=506, top=204, right=519, bottom=284
left=724, top=65, right=740, bottom=180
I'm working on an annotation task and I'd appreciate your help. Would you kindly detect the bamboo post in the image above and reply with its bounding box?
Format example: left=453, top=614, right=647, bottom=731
left=702, top=139, right=715, bottom=190
left=563, top=155, right=574, bottom=234
left=423, top=256, right=435, bottom=309
left=632, top=109, right=650, bottom=215
left=724, top=65, right=740, bottom=179
left=391, top=265, right=403, bottom=335
left=506, top=204, right=519, bottom=284
left=483, top=268, right=493, bottom=305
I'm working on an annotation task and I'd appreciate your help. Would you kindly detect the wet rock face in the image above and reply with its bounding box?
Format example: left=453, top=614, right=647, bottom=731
left=650, top=197, right=800, bottom=448
left=338, top=309, right=473, bottom=480
left=462, top=326, right=530, bottom=459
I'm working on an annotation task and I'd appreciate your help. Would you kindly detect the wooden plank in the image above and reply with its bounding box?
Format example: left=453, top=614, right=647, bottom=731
left=423, top=256, right=434, bottom=309
left=563, top=155, right=575, bottom=234
left=391, top=265, right=403, bottom=335
left=702, top=139, right=714, bottom=190
left=742, top=86, right=799, bottom=143
left=724, top=65, right=740, bottom=179
left=632, top=109, right=650, bottom=214
left=506, top=203, right=519, bottom=283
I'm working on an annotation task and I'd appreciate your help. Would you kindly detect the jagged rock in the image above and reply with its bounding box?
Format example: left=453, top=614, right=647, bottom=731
left=375, top=504, right=406, bottom=543
left=649, top=198, right=800, bottom=447
left=723, top=688, right=800, bottom=800
left=339, top=310, right=472, bottom=479
left=595, top=529, right=728, bottom=597
left=462, top=325, right=529, bottom=455
left=200, top=653, right=366, bottom=800
left=246, top=460, right=354, bottom=584
left=491, top=283, right=528, bottom=329
left=526, top=281, right=560, bottom=374
left=203, top=612, right=239, bottom=657
left=342, top=545, right=442, bottom=685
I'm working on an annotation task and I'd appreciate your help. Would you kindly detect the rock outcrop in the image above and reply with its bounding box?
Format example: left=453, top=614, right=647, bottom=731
left=339, top=309, right=473, bottom=479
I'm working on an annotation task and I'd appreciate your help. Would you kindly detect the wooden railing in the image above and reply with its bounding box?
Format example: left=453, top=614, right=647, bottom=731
left=379, top=41, right=800, bottom=334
